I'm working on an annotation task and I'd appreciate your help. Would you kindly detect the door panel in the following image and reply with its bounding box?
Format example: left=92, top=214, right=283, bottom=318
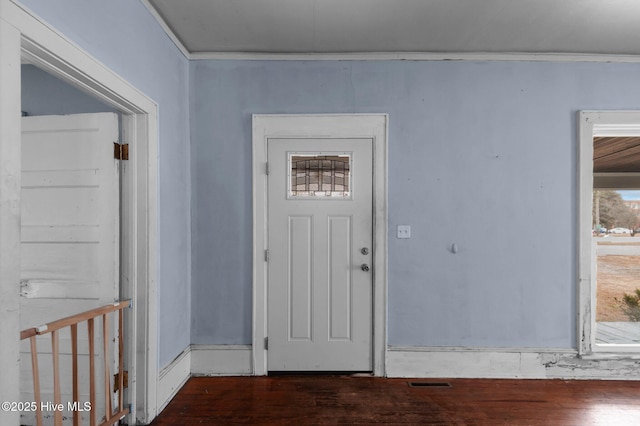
left=267, top=138, right=373, bottom=371
left=328, top=216, right=352, bottom=341
left=20, top=113, right=119, bottom=312
left=289, top=215, right=313, bottom=341
left=19, top=113, right=120, bottom=424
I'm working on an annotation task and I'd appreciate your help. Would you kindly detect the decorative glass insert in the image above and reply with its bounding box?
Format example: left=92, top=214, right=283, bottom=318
left=289, top=154, right=351, bottom=198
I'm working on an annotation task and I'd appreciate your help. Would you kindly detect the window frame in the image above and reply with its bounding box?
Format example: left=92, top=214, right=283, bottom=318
left=578, top=111, right=640, bottom=355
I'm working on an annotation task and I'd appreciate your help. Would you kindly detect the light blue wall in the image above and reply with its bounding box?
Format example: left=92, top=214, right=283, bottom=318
left=20, top=0, right=640, bottom=356
left=190, top=60, right=640, bottom=348
left=19, top=0, right=191, bottom=367
left=22, top=64, right=118, bottom=116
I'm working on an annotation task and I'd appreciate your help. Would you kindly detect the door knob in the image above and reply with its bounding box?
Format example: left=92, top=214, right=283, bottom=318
left=361, top=264, right=370, bottom=272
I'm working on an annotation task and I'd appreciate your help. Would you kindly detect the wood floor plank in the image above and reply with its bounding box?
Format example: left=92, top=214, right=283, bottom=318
left=150, top=376, right=640, bottom=425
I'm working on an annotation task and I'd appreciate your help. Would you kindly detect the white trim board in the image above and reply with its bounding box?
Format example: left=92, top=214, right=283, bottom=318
left=191, top=51, right=640, bottom=63
left=577, top=111, right=640, bottom=357
left=0, top=10, right=23, bottom=426
left=252, top=114, right=389, bottom=376
left=387, top=347, right=640, bottom=380
left=156, top=345, right=640, bottom=390
left=191, top=345, right=253, bottom=376
left=2, top=2, right=159, bottom=424
left=157, top=347, right=191, bottom=412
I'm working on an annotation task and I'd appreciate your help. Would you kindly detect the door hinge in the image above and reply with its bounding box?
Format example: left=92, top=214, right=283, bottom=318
left=114, top=371, right=129, bottom=390
left=265, top=249, right=269, bottom=262
left=114, top=142, right=129, bottom=160
left=266, top=162, right=270, bottom=175
left=264, top=337, right=268, bottom=350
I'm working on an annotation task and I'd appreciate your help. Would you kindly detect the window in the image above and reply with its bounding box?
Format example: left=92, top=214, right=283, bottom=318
left=288, top=153, right=351, bottom=199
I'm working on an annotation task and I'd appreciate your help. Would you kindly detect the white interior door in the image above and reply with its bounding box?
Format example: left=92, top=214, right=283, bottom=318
left=19, top=113, right=120, bottom=423
left=267, top=138, right=373, bottom=371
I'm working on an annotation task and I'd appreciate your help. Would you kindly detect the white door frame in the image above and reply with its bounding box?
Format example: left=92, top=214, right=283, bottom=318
left=577, top=110, right=640, bottom=355
left=252, top=114, right=388, bottom=376
left=0, top=2, right=159, bottom=424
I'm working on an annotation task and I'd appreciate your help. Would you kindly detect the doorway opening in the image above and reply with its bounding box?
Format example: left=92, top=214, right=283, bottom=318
left=19, top=61, right=124, bottom=425
left=578, top=112, right=640, bottom=354
left=592, top=136, right=640, bottom=348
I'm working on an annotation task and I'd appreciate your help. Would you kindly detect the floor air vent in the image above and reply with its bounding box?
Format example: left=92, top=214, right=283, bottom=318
left=408, top=382, right=452, bottom=388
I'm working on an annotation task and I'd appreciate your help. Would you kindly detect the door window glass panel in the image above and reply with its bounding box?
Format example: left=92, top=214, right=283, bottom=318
left=288, top=154, right=351, bottom=198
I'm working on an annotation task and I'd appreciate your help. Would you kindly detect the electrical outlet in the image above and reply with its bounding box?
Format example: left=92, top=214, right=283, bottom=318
left=397, top=225, right=411, bottom=239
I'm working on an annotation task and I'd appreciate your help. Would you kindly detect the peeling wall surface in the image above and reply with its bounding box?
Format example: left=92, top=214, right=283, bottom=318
left=190, top=60, right=640, bottom=348
left=18, top=0, right=191, bottom=368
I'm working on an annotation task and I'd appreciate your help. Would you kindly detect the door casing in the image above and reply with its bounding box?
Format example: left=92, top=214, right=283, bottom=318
left=577, top=110, right=640, bottom=355
left=252, top=114, right=388, bottom=376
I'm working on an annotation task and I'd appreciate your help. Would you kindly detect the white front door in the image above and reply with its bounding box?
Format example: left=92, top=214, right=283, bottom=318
left=267, top=138, right=373, bottom=371
left=19, top=113, right=120, bottom=423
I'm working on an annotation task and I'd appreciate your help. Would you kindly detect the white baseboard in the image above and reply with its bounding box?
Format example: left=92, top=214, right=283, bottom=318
left=387, top=346, right=640, bottom=379
left=157, top=347, right=192, bottom=411
left=191, top=344, right=252, bottom=376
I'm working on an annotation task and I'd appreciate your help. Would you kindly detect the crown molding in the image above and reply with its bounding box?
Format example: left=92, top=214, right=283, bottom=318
left=188, top=51, right=640, bottom=63
left=140, top=0, right=190, bottom=59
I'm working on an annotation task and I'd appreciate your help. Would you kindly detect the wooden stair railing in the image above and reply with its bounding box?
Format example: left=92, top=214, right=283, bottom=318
left=20, top=300, right=131, bottom=426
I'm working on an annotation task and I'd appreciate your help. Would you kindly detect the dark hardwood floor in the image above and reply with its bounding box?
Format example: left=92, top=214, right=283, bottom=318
left=149, top=376, right=640, bottom=425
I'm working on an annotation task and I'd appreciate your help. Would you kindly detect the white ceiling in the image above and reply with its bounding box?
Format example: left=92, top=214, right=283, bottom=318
left=145, top=0, right=640, bottom=58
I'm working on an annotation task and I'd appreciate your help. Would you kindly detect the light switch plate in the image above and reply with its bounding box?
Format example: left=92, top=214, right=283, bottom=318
left=397, top=225, right=411, bottom=239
